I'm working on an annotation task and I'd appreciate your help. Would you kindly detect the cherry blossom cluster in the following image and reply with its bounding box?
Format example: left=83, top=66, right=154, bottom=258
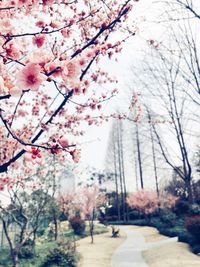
left=127, top=190, right=159, bottom=215
left=127, top=190, right=178, bottom=215
left=0, top=0, right=139, bottom=174
left=59, top=186, right=106, bottom=219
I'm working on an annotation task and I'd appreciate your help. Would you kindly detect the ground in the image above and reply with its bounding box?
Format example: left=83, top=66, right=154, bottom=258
left=77, top=225, right=200, bottom=267
left=77, top=227, right=126, bottom=267
left=142, top=226, right=200, bottom=267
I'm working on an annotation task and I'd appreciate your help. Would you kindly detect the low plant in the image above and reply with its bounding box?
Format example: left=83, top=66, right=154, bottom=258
left=189, top=204, right=200, bottom=216
left=159, top=226, right=182, bottom=237
left=186, top=215, right=200, bottom=243
left=178, top=231, right=195, bottom=245
left=40, top=248, right=76, bottom=267
left=192, top=244, right=200, bottom=254
left=40, top=240, right=78, bottom=267
left=69, top=216, right=86, bottom=236
left=19, top=238, right=35, bottom=259
left=159, top=209, right=177, bottom=227
left=175, top=200, right=190, bottom=215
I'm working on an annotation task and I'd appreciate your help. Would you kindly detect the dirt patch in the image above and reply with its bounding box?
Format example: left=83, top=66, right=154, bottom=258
left=77, top=227, right=126, bottom=267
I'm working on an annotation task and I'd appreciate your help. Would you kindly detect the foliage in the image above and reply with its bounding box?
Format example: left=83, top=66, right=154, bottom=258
left=192, top=244, right=200, bottom=254
left=40, top=243, right=78, bottom=267
left=128, top=210, right=141, bottom=220
left=175, top=200, right=190, bottom=215
left=189, top=204, right=200, bottom=216
left=178, top=231, right=195, bottom=245
left=158, top=226, right=183, bottom=238
left=193, top=179, right=200, bottom=204
left=127, top=190, right=159, bottom=215
left=19, top=246, right=35, bottom=260
left=159, top=193, right=178, bottom=209
left=149, top=217, right=165, bottom=229
left=19, top=239, right=35, bottom=259
left=186, top=215, right=200, bottom=243
left=164, top=178, right=187, bottom=200
left=69, top=216, right=86, bottom=236
left=99, top=215, right=119, bottom=223
left=159, top=209, right=177, bottom=227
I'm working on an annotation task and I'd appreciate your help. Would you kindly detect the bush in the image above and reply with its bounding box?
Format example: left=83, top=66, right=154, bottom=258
left=178, top=231, right=195, bottom=245
left=69, top=216, right=86, bottom=236
left=40, top=248, right=77, bottom=267
left=186, top=215, right=200, bottom=243
left=105, top=206, right=119, bottom=216
left=175, top=200, right=190, bottom=215
left=192, top=244, right=200, bottom=254
left=37, top=228, right=45, bottom=237
left=128, top=210, right=140, bottom=220
left=19, top=246, right=35, bottom=259
left=189, top=204, right=200, bottom=216
left=159, top=209, right=177, bottom=227
left=19, top=239, right=35, bottom=259
left=149, top=217, right=165, bottom=229
left=99, top=215, right=119, bottom=223
left=130, top=219, right=150, bottom=226
left=159, top=226, right=182, bottom=237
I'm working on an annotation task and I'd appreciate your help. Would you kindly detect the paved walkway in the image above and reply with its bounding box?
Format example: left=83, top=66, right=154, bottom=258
left=111, top=226, right=149, bottom=267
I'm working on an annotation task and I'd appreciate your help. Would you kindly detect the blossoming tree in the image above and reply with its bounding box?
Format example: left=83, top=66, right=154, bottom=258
left=127, top=190, right=178, bottom=218
left=127, top=190, right=159, bottom=216
left=0, top=0, right=138, bottom=179
left=60, top=186, right=106, bottom=243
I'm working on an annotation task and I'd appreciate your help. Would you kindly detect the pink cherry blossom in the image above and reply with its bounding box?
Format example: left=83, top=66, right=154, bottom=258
left=33, top=34, right=46, bottom=48
left=61, top=60, right=81, bottom=85
left=70, top=149, right=81, bottom=163
left=17, top=63, right=46, bottom=91
left=58, top=137, right=69, bottom=148
left=5, top=42, right=22, bottom=60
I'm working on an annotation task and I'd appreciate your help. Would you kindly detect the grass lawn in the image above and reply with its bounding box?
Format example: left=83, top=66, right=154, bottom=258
left=0, top=221, right=108, bottom=267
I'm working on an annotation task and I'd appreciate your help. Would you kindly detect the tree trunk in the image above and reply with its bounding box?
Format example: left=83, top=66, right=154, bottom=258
left=89, top=212, right=95, bottom=244
left=117, top=122, right=125, bottom=221
left=136, top=123, right=144, bottom=189
left=113, top=131, right=121, bottom=221
left=149, top=123, right=159, bottom=196
left=185, top=178, right=194, bottom=205
left=11, top=250, right=19, bottom=267
left=53, top=212, right=58, bottom=241
left=119, top=122, right=128, bottom=221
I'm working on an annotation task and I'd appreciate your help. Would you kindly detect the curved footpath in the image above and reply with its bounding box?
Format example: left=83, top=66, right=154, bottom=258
left=111, top=226, right=148, bottom=267
left=77, top=225, right=200, bottom=267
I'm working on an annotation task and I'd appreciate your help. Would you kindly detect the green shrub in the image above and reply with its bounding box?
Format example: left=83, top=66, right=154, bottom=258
left=19, top=239, right=35, bottom=259
left=186, top=215, right=200, bottom=243
left=19, top=246, right=35, bottom=259
left=159, top=209, right=177, bottom=227
left=178, top=231, right=195, bottom=245
left=40, top=248, right=77, bottom=267
left=128, top=210, right=140, bottom=220
left=159, top=226, right=182, bottom=237
left=69, top=216, right=86, bottom=236
left=192, top=244, right=200, bottom=254
left=189, top=204, right=200, bottom=216
left=149, top=218, right=165, bottom=229
left=37, top=228, right=45, bottom=237
left=130, top=219, right=150, bottom=226
left=175, top=200, right=190, bottom=215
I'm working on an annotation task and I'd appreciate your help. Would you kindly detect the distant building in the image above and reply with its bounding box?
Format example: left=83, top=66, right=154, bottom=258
left=58, top=168, right=76, bottom=194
